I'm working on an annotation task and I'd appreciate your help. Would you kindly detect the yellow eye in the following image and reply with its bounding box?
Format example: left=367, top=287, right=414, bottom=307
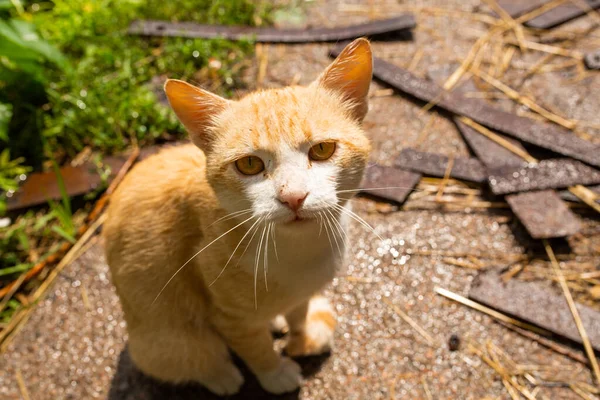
left=235, top=156, right=265, bottom=175
left=309, top=142, right=336, bottom=161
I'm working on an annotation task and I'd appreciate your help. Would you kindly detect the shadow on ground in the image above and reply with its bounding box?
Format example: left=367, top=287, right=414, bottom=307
left=108, top=345, right=329, bottom=400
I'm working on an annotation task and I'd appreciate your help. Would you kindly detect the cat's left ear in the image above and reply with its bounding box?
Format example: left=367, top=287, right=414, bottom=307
left=164, top=79, right=230, bottom=151
left=313, top=38, right=373, bottom=121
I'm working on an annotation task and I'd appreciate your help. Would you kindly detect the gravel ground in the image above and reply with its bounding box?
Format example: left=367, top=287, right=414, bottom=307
left=2, top=1, right=600, bottom=399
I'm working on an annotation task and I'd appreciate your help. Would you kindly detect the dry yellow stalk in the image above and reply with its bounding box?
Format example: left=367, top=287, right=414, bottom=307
left=472, top=69, right=578, bottom=130
left=543, top=240, right=600, bottom=386
left=16, top=369, right=31, bottom=400
left=522, top=53, right=556, bottom=82
left=422, top=377, right=433, bottom=400
left=483, top=0, right=527, bottom=52
left=0, top=214, right=106, bottom=351
left=569, top=186, right=600, bottom=215
left=498, top=46, right=516, bottom=77
left=382, top=298, right=436, bottom=346
left=502, top=37, right=584, bottom=59
left=407, top=48, right=424, bottom=71
left=436, top=156, right=454, bottom=202
left=515, top=0, right=571, bottom=23
left=435, top=287, right=552, bottom=335
left=457, top=117, right=538, bottom=163
left=443, top=257, right=482, bottom=270
left=444, top=30, right=498, bottom=91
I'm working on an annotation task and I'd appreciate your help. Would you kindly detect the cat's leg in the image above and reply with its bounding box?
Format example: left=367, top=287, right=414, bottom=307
left=212, top=316, right=303, bottom=394
left=128, top=325, right=244, bottom=395
left=284, top=296, right=336, bottom=357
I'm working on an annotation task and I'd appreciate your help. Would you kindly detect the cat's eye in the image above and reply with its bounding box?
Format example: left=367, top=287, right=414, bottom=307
left=309, top=142, right=336, bottom=161
left=235, top=156, right=265, bottom=175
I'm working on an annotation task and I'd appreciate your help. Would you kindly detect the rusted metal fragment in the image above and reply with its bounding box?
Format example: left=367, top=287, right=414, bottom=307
left=454, top=119, right=526, bottom=169
left=495, top=0, right=549, bottom=18
left=6, top=164, right=103, bottom=212
left=584, top=50, right=600, bottom=70
left=525, top=0, right=600, bottom=29
left=330, top=47, right=600, bottom=168
left=506, top=190, right=581, bottom=238
left=360, top=164, right=421, bottom=204
left=470, top=268, right=600, bottom=351
left=129, top=15, right=416, bottom=43
left=5, top=143, right=186, bottom=212
left=497, top=0, right=600, bottom=29
left=489, top=159, right=600, bottom=195
left=560, top=185, right=600, bottom=203
left=395, top=148, right=487, bottom=183
left=427, top=67, right=526, bottom=169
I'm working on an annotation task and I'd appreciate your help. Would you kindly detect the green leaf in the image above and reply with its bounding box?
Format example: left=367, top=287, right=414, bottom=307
left=0, top=0, right=13, bottom=11
left=51, top=225, right=76, bottom=243
left=0, top=103, right=11, bottom=142
left=0, top=263, right=31, bottom=277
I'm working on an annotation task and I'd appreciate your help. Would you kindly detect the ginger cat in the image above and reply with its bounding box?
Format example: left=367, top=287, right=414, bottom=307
left=103, top=38, right=372, bottom=395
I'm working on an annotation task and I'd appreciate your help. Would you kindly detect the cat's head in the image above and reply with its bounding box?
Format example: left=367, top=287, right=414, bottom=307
left=165, top=39, right=372, bottom=229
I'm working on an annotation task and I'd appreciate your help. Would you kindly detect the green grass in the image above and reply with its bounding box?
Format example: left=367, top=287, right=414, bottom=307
left=35, top=0, right=270, bottom=160
left=0, top=0, right=275, bottom=323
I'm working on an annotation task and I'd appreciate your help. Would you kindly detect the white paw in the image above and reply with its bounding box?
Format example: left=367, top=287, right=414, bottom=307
left=256, top=357, right=303, bottom=394
left=286, top=297, right=336, bottom=357
left=270, top=315, right=289, bottom=335
left=201, top=363, right=244, bottom=396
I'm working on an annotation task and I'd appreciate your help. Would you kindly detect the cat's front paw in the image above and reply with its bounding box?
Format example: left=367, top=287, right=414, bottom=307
left=256, top=357, right=303, bottom=394
left=285, top=297, right=335, bottom=357
left=200, top=362, right=244, bottom=396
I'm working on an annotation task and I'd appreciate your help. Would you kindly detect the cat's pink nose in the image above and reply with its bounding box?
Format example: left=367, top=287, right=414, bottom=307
left=278, top=192, right=308, bottom=212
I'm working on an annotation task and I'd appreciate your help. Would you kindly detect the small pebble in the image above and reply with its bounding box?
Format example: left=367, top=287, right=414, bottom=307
left=448, top=334, right=460, bottom=351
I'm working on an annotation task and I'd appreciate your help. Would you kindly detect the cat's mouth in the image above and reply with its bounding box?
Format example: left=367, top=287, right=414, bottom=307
left=283, top=214, right=314, bottom=225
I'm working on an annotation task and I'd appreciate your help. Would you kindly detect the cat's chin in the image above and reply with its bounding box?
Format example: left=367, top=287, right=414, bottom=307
left=278, top=215, right=319, bottom=229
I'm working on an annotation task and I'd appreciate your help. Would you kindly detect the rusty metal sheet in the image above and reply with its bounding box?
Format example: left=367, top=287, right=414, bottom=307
left=585, top=50, right=600, bottom=70
left=5, top=143, right=186, bottom=212
left=506, top=190, right=581, bottom=238
left=470, top=268, right=600, bottom=351
left=454, top=117, right=527, bottom=169
left=525, top=0, right=600, bottom=29
left=329, top=47, right=600, bottom=168
left=495, top=0, right=550, bottom=18
left=360, top=164, right=421, bottom=204
left=488, top=159, right=600, bottom=195
left=497, top=0, right=600, bottom=29
left=128, top=15, right=416, bottom=43
left=427, top=67, right=527, bottom=169
left=6, top=164, right=103, bottom=212
left=394, top=148, right=487, bottom=183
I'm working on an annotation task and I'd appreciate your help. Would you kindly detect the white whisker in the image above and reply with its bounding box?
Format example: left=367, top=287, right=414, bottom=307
left=209, top=216, right=262, bottom=287
left=254, top=223, right=267, bottom=310
left=320, top=211, right=335, bottom=255
left=208, top=209, right=253, bottom=227
left=329, top=201, right=384, bottom=241
left=234, top=217, right=263, bottom=269
left=323, top=211, right=343, bottom=258
left=271, top=222, right=279, bottom=263
left=264, top=222, right=271, bottom=292
left=152, top=214, right=255, bottom=305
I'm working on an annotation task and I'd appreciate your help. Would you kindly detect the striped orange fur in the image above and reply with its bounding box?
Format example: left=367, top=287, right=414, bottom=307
left=103, top=38, right=373, bottom=395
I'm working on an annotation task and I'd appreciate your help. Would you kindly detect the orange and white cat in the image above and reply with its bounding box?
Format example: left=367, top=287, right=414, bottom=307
left=103, top=39, right=372, bottom=395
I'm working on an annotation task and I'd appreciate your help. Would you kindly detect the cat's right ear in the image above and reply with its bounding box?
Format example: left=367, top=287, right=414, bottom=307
left=164, top=79, right=229, bottom=151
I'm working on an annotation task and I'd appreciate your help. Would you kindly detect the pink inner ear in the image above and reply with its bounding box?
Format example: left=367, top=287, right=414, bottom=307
left=317, top=39, right=372, bottom=120
left=164, top=79, right=229, bottom=149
